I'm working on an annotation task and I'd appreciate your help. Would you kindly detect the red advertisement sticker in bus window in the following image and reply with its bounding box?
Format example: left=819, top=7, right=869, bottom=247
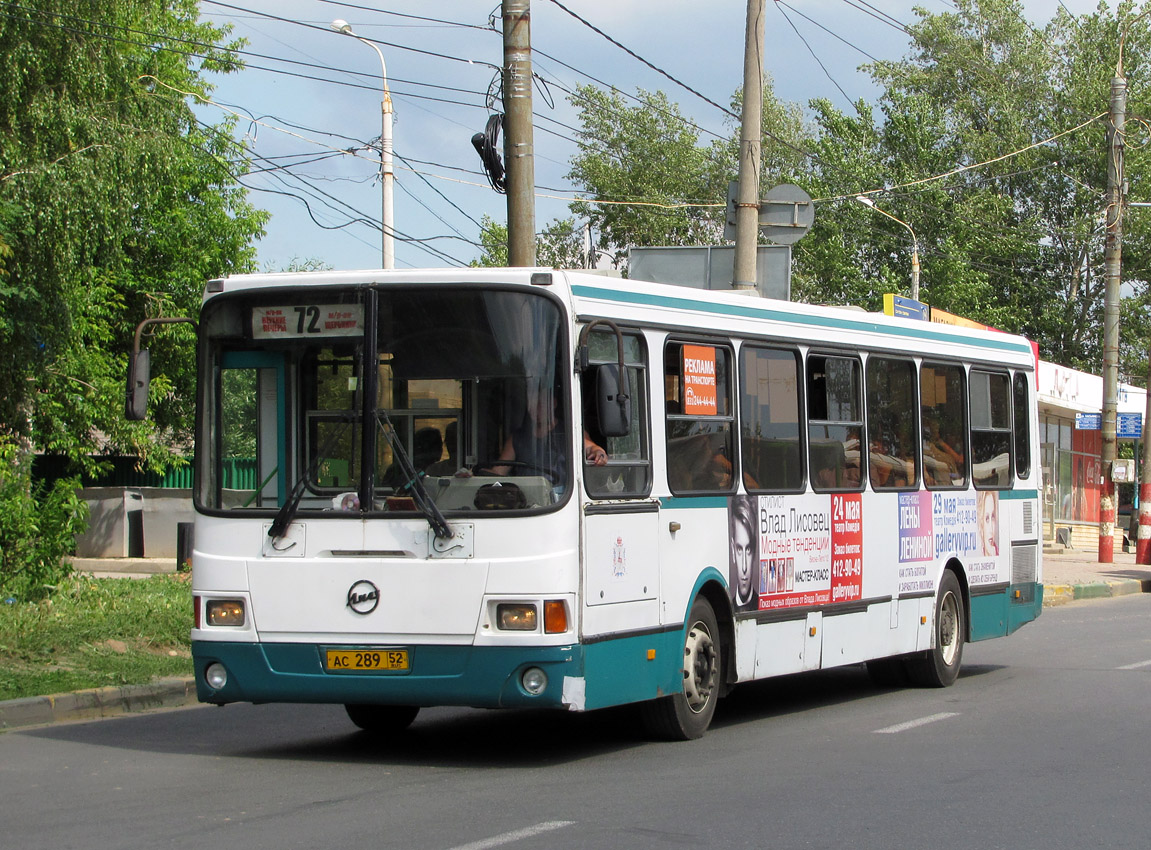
left=682, top=344, right=718, bottom=415
left=831, top=493, right=863, bottom=603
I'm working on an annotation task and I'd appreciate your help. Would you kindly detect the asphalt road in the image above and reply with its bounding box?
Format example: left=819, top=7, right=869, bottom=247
left=3, top=595, right=1150, bottom=850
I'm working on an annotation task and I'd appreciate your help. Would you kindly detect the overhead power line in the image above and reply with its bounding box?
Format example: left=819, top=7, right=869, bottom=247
left=543, top=0, right=736, bottom=120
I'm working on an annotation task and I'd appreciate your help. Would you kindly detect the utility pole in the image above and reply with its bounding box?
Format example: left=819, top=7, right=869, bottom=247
left=1099, top=71, right=1126, bottom=563
left=502, top=0, right=536, bottom=267
left=1140, top=359, right=1151, bottom=563
left=732, top=0, right=765, bottom=292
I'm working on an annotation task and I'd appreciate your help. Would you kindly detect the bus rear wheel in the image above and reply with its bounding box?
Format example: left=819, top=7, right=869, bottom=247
left=344, top=703, right=420, bottom=733
left=906, top=570, right=964, bottom=687
left=640, top=596, right=721, bottom=740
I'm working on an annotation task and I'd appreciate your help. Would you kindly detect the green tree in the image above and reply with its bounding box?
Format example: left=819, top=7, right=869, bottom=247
left=0, top=1, right=267, bottom=595
left=803, top=0, right=1151, bottom=369
left=0, top=1, right=267, bottom=468
left=471, top=215, right=590, bottom=268
left=565, top=81, right=810, bottom=268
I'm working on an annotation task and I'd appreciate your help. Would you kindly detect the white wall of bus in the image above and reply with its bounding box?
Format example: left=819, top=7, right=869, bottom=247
left=572, top=284, right=1038, bottom=682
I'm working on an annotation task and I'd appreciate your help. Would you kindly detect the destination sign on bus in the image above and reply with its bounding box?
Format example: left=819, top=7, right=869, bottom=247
left=251, top=304, right=365, bottom=339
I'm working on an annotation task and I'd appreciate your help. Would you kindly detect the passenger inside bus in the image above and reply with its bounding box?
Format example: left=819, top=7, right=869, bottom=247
left=486, top=393, right=606, bottom=479
left=382, top=426, right=444, bottom=491
left=426, top=421, right=460, bottom=475
left=922, top=414, right=965, bottom=486
left=868, top=434, right=913, bottom=488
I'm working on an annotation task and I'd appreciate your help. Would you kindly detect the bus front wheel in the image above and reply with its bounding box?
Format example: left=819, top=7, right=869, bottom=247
left=640, top=596, right=721, bottom=740
left=344, top=703, right=420, bottom=733
left=907, top=570, right=964, bottom=687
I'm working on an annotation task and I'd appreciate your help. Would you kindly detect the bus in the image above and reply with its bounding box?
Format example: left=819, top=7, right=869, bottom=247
left=129, top=267, right=1042, bottom=740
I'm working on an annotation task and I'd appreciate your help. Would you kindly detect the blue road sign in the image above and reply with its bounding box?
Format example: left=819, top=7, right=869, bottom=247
left=1118, top=412, right=1143, bottom=439
left=1076, top=413, right=1102, bottom=430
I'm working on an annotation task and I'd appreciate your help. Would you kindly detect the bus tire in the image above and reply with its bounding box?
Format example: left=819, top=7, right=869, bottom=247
left=344, top=703, right=420, bottom=733
left=907, top=570, right=964, bottom=688
left=640, top=596, right=721, bottom=740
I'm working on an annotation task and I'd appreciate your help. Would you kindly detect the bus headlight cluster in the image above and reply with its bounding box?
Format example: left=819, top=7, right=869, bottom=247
left=497, top=603, right=537, bottom=630
left=494, top=601, right=568, bottom=633
left=206, top=599, right=246, bottom=627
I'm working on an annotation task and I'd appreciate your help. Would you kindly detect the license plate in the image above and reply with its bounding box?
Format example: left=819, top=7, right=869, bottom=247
left=325, top=649, right=409, bottom=672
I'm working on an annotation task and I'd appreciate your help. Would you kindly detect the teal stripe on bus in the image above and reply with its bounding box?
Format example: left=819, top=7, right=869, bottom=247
left=571, top=284, right=1033, bottom=356
left=999, top=489, right=1039, bottom=500
left=662, top=496, right=730, bottom=510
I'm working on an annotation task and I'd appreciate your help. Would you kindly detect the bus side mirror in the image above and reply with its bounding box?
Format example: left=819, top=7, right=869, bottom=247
left=596, top=364, right=631, bottom=438
left=125, top=349, right=151, bottom=421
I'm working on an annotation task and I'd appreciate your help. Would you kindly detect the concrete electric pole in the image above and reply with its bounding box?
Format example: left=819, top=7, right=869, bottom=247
left=502, top=0, right=536, bottom=267
left=1098, top=71, right=1126, bottom=563
left=732, top=0, right=765, bottom=292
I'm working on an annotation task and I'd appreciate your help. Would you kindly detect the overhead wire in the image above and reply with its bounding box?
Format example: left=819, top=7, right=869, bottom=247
left=773, top=2, right=857, bottom=108
left=312, top=0, right=497, bottom=32
left=542, top=0, right=736, bottom=120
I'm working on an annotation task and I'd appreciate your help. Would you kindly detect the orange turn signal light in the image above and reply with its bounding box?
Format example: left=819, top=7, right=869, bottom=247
left=544, top=600, right=567, bottom=634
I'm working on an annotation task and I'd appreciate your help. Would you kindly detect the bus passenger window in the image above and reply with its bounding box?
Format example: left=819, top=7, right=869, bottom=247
left=740, top=346, right=802, bottom=492
left=806, top=355, right=863, bottom=491
left=921, top=363, right=967, bottom=489
left=1012, top=372, right=1031, bottom=479
left=665, top=341, right=735, bottom=494
left=865, top=357, right=918, bottom=491
left=970, top=369, right=1012, bottom=489
left=581, top=328, right=652, bottom=498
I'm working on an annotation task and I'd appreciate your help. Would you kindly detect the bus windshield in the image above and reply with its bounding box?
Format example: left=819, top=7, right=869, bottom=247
left=197, top=286, right=569, bottom=515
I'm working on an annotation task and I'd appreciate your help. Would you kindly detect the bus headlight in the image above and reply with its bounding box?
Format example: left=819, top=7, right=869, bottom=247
left=206, top=599, right=246, bottom=627
left=204, top=662, right=228, bottom=690
left=521, top=667, right=548, bottom=695
left=497, top=603, right=537, bottom=631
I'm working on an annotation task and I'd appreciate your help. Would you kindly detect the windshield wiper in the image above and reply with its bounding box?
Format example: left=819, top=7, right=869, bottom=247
left=374, top=409, right=453, bottom=540
left=268, top=414, right=354, bottom=543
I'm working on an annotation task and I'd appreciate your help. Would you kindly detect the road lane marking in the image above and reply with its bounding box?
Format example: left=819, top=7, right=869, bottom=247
left=873, top=712, right=959, bottom=734
left=446, top=821, right=575, bottom=850
left=1117, top=659, right=1151, bottom=670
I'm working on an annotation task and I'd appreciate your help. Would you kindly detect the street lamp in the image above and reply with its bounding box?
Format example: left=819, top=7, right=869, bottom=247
left=331, top=19, right=394, bottom=270
left=855, top=195, right=920, bottom=301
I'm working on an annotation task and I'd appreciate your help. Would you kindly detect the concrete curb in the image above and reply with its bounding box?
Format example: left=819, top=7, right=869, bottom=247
left=0, top=677, right=198, bottom=732
left=1042, top=579, right=1148, bottom=607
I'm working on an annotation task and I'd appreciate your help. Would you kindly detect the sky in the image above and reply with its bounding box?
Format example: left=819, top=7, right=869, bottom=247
left=193, top=0, right=1104, bottom=272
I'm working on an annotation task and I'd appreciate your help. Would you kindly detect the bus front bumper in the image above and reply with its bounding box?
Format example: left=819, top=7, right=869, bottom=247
left=192, top=640, right=585, bottom=710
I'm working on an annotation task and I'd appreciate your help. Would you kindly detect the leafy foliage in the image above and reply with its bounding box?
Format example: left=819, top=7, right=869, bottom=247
left=801, top=0, right=1151, bottom=369
left=0, top=1, right=267, bottom=595
left=566, top=82, right=811, bottom=269
left=0, top=0, right=267, bottom=470
left=0, top=439, right=86, bottom=600
left=472, top=215, right=590, bottom=268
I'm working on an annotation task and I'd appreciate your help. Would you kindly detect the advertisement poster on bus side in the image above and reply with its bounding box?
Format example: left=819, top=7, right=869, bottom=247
left=728, top=493, right=863, bottom=613
left=922, top=490, right=1001, bottom=588
left=897, top=491, right=934, bottom=593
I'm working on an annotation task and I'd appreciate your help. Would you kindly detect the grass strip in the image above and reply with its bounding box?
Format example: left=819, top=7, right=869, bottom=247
left=0, top=573, right=192, bottom=701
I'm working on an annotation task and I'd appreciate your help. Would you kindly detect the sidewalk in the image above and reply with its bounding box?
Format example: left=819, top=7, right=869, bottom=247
left=4, top=549, right=1148, bottom=733
left=1039, top=545, right=1151, bottom=606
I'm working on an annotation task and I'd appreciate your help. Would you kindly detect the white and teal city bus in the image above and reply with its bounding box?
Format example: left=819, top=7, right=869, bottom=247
left=140, top=267, right=1041, bottom=739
